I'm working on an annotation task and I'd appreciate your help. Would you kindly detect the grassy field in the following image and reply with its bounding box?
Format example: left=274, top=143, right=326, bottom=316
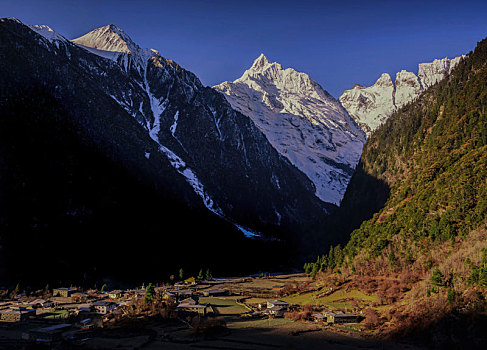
left=44, top=309, right=70, bottom=319
left=336, top=323, right=363, bottom=333
left=214, top=274, right=309, bottom=293
left=198, top=296, right=248, bottom=315
left=243, top=297, right=267, bottom=304
left=227, top=317, right=292, bottom=329
left=282, top=289, right=377, bottom=310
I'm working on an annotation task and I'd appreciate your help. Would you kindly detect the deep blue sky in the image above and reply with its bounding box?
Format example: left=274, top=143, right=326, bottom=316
left=2, top=0, right=487, bottom=97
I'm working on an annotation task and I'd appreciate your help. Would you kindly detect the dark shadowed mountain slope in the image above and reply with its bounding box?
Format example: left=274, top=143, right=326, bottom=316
left=68, top=23, right=333, bottom=236
left=0, top=18, right=333, bottom=284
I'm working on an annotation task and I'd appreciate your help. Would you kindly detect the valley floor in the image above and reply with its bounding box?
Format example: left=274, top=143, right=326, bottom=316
left=3, top=273, right=484, bottom=349
left=85, top=274, right=426, bottom=349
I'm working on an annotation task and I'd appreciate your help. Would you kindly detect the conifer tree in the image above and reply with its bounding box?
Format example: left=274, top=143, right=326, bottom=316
left=431, top=268, right=445, bottom=287
left=145, top=283, right=155, bottom=303
left=310, top=263, right=319, bottom=280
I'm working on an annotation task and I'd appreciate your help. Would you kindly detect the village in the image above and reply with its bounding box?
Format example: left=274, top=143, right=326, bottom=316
left=0, top=274, right=420, bottom=349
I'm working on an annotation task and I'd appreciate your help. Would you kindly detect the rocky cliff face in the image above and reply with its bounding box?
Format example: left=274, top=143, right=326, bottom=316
left=418, top=56, right=464, bottom=89
left=214, top=54, right=365, bottom=205
left=340, top=55, right=465, bottom=135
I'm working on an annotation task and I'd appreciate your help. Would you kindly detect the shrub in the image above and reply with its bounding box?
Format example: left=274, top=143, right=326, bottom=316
left=447, top=288, right=456, bottom=306
left=363, top=308, right=380, bottom=329
left=430, top=268, right=445, bottom=287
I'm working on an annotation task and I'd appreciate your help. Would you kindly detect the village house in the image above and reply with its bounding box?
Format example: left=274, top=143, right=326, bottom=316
left=166, top=289, right=195, bottom=302
left=108, top=290, right=123, bottom=300
left=0, top=307, right=36, bottom=322
left=312, top=313, right=326, bottom=322
left=77, top=304, right=93, bottom=313
left=179, top=297, right=198, bottom=305
left=323, top=311, right=360, bottom=324
left=178, top=289, right=195, bottom=297
left=264, top=300, right=290, bottom=318
left=53, top=287, right=77, bottom=297
left=266, top=300, right=289, bottom=311
left=71, top=292, right=88, bottom=303
left=176, top=303, right=209, bottom=316
left=264, top=306, right=287, bottom=317
left=93, top=301, right=117, bottom=315
left=132, top=288, right=146, bottom=299
left=184, top=277, right=196, bottom=285
left=24, top=323, right=71, bottom=343
left=28, top=299, right=54, bottom=309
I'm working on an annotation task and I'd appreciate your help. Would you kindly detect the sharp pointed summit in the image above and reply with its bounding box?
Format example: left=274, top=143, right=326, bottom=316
left=251, top=53, right=270, bottom=70
left=72, top=24, right=139, bottom=54
left=214, top=56, right=365, bottom=205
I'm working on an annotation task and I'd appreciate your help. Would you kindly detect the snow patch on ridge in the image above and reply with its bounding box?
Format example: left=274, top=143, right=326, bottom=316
left=235, top=224, right=262, bottom=239
left=143, top=79, right=221, bottom=216
left=170, top=111, right=179, bottom=137
left=28, top=24, right=67, bottom=44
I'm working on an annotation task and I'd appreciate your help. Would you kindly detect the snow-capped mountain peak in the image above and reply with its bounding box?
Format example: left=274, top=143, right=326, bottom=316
left=238, top=54, right=333, bottom=101
left=338, top=73, right=396, bottom=135
left=214, top=56, right=365, bottom=205
left=72, top=24, right=138, bottom=54
left=340, top=55, right=465, bottom=135
left=71, top=24, right=160, bottom=71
